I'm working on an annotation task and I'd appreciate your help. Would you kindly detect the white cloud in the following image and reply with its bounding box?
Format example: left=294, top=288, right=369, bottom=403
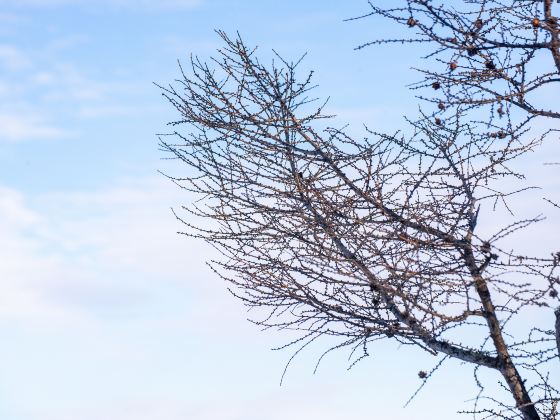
left=37, top=63, right=110, bottom=102
left=0, top=44, right=29, bottom=69
left=0, top=47, right=140, bottom=139
left=0, top=113, right=68, bottom=142
left=0, top=0, right=201, bottom=11
left=27, top=376, right=452, bottom=420
left=113, top=0, right=201, bottom=9
left=0, top=187, right=79, bottom=324
left=77, top=104, right=135, bottom=118
left=0, top=178, right=223, bottom=328
left=0, top=187, right=38, bottom=226
left=31, top=71, right=56, bottom=85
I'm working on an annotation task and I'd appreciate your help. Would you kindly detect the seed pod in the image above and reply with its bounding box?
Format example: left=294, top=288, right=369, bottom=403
left=418, top=371, right=427, bottom=379
left=497, top=106, right=504, bottom=116
left=467, top=46, right=478, bottom=56
left=435, top=118, right=442, bottom=126
left=432, top=81, right=441, bottom=90
left=449, top=62, right=458, bottom=71
left=532, top=17, right=540, bottom=28
left=497, top=131, right=506, bottom=139
left=438, top=102, right=445, bottom=110
left=407, top=17, right=417, bottom=27
left=485, top=61, right=496, bottom=70
left=475, top=18, right=483, bottom=29
left=549, top=289, right=558, bottom=298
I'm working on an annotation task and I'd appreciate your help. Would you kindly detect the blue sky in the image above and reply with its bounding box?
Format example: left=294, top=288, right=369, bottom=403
left=0, top=1, right=558, bottom=419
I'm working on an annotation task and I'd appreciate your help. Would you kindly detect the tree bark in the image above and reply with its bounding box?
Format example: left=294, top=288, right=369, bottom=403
left=463, top=243, right=541, bottom=420
left=472, top=277, right=541, bottom=420
left=498, top=362, right=540, bottom=420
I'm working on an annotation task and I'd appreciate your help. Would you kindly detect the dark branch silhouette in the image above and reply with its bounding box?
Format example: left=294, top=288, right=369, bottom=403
left=351, top=0, right=560, bottom=122
left=158, top=31, right=559, bottom=420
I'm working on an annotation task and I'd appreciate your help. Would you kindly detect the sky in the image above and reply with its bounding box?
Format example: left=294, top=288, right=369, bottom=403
left=0, top=1, right=558, bottom=420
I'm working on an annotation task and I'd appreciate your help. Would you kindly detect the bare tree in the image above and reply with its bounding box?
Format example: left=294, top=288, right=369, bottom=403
left=158, top=32, right=559, bottom=419
left=352, top=0, right=560, bottom=123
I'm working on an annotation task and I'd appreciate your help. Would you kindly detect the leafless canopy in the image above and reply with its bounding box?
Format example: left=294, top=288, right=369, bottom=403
left=352, top=0, right=560, bottom=121
left=158, top=31, right=559, bottom=419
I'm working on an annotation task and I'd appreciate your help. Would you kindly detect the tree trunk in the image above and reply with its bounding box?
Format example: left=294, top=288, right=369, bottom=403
left=498, top=361, right=540, bottom=420
left=468, top=264, right=540, bottom=419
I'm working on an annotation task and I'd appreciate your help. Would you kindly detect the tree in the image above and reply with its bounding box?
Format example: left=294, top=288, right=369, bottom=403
left=158, top=29, right=559, bottom=420
left=352, top=0, right=560, bottom=121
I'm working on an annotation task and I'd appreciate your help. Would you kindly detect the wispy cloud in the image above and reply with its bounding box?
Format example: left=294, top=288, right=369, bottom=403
left=0, top=178, right=218, bottom=327
left=0, top=0, right=201, bottom=11
left=0, top=41, right=143, bottom=141
left=0, top=113, right=68, bottom=142
left=0, top=44, right=29, bottom=69
left=76, top=104, right=136, bottom=118
left=0, top=187, right=74, bottom=324
left=0, top=44, right=71, bottom=142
